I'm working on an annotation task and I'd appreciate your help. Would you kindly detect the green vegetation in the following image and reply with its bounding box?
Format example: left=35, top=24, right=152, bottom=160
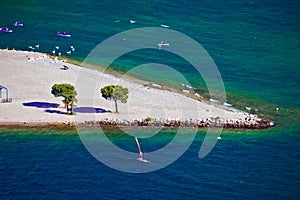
left=101, top=85, right=128, bottom=113
left=145, top=117, right=152, bottom=122
left=51, top=83, right=77, bottom=115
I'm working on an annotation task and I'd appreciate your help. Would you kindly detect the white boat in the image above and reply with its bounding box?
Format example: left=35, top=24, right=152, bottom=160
left=158, top=41, right=170, bottom=49
left=210, top=98, right=219, bottom=103
left=195, top=93, right=203, bottom=98
left=223, top=102, right=232, bottom=107
left=160, top=24, right=169, bottom=28
left=130, top=20, right=136, bottom=24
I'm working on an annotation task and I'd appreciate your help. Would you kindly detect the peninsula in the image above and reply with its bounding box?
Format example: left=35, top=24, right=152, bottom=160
left=0, top=49, right=271, bottom=129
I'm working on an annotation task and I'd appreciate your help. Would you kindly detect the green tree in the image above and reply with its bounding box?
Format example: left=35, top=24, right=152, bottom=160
left=51, top=83, right=77, bottom=115
left=101, top=85, right=128, bottom=113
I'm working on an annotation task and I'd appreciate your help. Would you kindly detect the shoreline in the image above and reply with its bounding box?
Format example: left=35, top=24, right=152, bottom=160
left=0, top=49, right=273, bottom=129
left=0, top=117, right=272, bottom=129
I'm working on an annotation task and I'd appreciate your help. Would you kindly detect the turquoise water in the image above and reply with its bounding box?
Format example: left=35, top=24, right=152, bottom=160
left=0, top=0, right=299, bottom=199
left=0, top=0, right=299, bottom=123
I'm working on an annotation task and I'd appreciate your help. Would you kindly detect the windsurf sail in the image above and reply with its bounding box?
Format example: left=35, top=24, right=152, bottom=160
left=135, top=137, right=149, bottom=162
left=135, top=137, right=143, bottom=158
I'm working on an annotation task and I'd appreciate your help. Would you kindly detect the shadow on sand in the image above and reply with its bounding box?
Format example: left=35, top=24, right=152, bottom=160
left=44, top=109, right=66, bottom=115
left=23, top=102, right=110, bottom=115
left=74, top=107, right=111, bottom=113
left=23, top=102, right=59, bottom=108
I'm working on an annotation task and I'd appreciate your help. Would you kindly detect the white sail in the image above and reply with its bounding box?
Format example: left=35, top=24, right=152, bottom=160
left=135, top=137, right=149, bottom=162
left=135, top=137, right=143, bottom=158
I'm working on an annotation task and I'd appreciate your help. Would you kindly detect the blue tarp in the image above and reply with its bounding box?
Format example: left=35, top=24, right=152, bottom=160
left=0, top=85, right=8, bottom=101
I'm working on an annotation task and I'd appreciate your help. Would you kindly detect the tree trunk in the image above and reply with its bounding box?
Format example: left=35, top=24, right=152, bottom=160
left=66, top=104, right=69, bottom=114
left=70, top=101, right=74, bottom=115
left=114, top=99, right=118, bottom=113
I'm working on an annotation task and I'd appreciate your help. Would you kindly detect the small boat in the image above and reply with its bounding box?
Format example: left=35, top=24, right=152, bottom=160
left=137, top=157, right=149, bottom=163
left=28, top=46, right=35, bottom=50
left=223, top=102, right=232, bottom=107
left=217, top=136, right=222, bottom=140
left=56, top=32, right=71, bottom=38
left=12, top=22, right=23, bottom=27
left=158, top=41, right=170, bottom=49
left=195, top=93, right=203, bottom=98
left=209, top=98, right=219, bottom=103
left=1, top=28, right=13, bottom=33
left=160, top=24, right=169, bottom=28
left=245, top=106, right=251, bottom=111
left=130, top=20, right=136, bottom=24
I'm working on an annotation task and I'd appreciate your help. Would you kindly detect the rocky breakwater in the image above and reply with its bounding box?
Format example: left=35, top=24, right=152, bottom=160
left=78, top=115, right=274, bottom=129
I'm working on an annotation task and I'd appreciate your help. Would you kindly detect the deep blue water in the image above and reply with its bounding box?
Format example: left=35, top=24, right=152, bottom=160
left=0, top=127, right=299, bottom=199
left=0, top=0, right=299, bottom=199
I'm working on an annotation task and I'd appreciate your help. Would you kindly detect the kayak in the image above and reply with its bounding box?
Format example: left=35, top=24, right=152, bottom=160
left=12, top=23, right=23, bottom=27
left=56, top=33, right=71, bottom=38
left=1, top=29, right=13, bottom=33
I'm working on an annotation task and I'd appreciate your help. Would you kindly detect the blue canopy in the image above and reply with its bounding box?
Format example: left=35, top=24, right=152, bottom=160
left=0, top=85, right=8, bottom=102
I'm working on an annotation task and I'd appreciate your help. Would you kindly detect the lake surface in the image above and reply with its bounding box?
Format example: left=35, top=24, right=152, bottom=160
left=0, top=0, right=299, bottom=199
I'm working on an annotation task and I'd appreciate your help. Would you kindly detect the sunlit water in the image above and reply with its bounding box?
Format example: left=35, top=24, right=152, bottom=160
left=0, top=0, right=299, bottom=199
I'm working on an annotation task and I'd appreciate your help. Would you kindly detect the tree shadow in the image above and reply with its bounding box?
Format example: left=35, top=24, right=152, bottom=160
left=74, top=107, right=111, bottom=113
left=23, top=102, right=60, bottom=108
left=23, top=102, right=110, bottom=115
left=45, top=109, right=66, bottom=115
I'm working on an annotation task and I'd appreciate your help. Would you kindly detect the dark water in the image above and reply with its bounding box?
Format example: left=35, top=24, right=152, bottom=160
left=0, top=127, right=299, bottom=199
left=0, top=0, right=299, bottom=199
